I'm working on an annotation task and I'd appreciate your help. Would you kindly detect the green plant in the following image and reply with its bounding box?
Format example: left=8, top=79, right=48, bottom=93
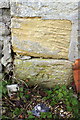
left=27, top=111, right=35, bottom=119
left=43, top=85, right=80, bottom=119
left=13, top=108, right=21, bottom=116
left=2, top=79, right=80, bottom=119
left=40, top=112, right=52, bottom=119
left=2, top=80, right=8, bottom=95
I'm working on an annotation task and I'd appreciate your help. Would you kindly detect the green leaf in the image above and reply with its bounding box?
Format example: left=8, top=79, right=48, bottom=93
left=19, top=92, right=23, bottom=98
left=71, top=98, right=78, bottom=105
left=61, top=85, right=67, bottom=90
left=66, top=106, right=72, bottom=112
left=35, top=118, right=39, bottom=120
left=2, top=87, right=7, bottom=95
left=46, top=90, right=52, bottom=95
left=50, top=101, right=57, bottom=106
left=73, top=108, right=79, bottom=114
left=28, top=115, right=35, bottom=118
left=41, top=112, right=47, bottom=118
left=2, top=81, right=7, bottom=86
left=55, top=90, right=59, bottom=94
left=43, top=97, right=49, bottom=100
left=2, top=115, right=10, bottom=119
left=58, top=93, right=63, bottom=99
left=25, top=94, right=30, bottom=99
left=27, top=111, right=32, bottom=115
left=13, top=108, right=21, bottom=115
left=47, top=112, right=52, bottom=118
left=19, top=87, right=23, bottom=92
left=54, top=85, right=60, bottom=90
left=63, top=91, right=67, bottom=96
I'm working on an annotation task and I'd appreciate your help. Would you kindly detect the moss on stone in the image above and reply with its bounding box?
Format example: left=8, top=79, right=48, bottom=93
left=14, top=59, right=73, bottom=88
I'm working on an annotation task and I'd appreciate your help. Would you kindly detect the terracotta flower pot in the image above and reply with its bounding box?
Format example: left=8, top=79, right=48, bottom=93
left=73, top=59, right=80, bottom=93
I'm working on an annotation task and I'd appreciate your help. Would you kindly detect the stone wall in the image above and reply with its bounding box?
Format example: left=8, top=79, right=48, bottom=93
left=0, top=1, right=12, bottom=80
left=10, top=0, right=80, bottom=87
left=11, top=0, right=79, bottom=61
left=0, top=0, right=80, bottom=88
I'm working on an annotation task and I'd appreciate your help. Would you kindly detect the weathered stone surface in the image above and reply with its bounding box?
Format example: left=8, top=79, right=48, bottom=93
left=0, top=8, right=11, bottom=26
left=1, top=36, right=12, bottom=67
left=0, top=7, right=12, bottom=74
left=1, top=8, right=11, bottom=26
left=11, top=1, right=78, bottom=21
left=0, top=63, right=2, bottom=73
left=14, top=59, right=73, bottom=88
left=10, top=1, right=79, bottom=61
left=11, top=18, right=72, bottom=59
left=0, top=41, right=2, bottom=59
left=0, top=36, right=9, bottom=41
left=0, top=0, right=9, bottom=8
left=0, top=23, right=10, bottom=36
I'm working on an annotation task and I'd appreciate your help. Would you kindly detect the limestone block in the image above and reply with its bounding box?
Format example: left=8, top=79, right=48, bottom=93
left=14, top=58, right=73, bottom=88
left=11, top=1, right=79, bottom=61
left=11, top=18, right=72, bottom=59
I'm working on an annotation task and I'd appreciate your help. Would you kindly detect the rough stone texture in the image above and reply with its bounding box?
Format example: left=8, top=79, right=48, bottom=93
left=10, top=1, right=79, bottom=87
left=0, top=8, right=2, bottom=80
left=0, top=40, right=2, bottom=79
left=11, top=18, right=71, bottom=59
left=1, top=36, right=12, bottom=67
left=11, top=1, right=79, bottom=61
left=14, top=59, right=73, bottom=88
left=78, top=2, right=80, bottom=58
left=10, top=1, right=78, bottom=21
left=0, top=0, right=79, bottom=86
left=0, top=6, right=12, bottom=75
left=0, top=41, right=2, bottom=59
left=0, top=0, right=9, bottom=8
left=0, top=8, right=3, bottom=80
left=0, top=22, right=10, bottom=36
left=0, top=63, right=2, bottom=73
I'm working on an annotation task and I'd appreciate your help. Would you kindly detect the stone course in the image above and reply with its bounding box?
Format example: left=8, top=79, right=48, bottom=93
left=14, top=58, right=73, bottom=88
left=0, top=0, right=80, bottom=87
left=11, top=1, right=80, bottom=87
left=11, top=0, right=79, bottom=61
left=11, top=18, right=71, bottom=59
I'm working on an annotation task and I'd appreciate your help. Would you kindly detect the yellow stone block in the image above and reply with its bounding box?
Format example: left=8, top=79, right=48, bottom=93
left=11, top=18, right=72, bottom=59
left=14, top=59, right=73, bottom=88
